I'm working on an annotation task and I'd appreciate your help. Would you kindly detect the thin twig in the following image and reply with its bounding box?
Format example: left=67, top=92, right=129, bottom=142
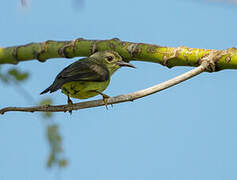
left=0, top=61, right=209, bottom=115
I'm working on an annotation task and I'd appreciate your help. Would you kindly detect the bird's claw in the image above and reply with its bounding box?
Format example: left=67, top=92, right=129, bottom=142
left=101, top=94, right=113, bottom=110
left=102, top=96, right=110, bottom=110
left=67, top=96, right=73, bottom=115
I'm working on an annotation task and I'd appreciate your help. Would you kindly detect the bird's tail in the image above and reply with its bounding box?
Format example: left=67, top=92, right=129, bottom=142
left=40, top=82, right=62, bottom=95
left=40, top=85, right=52, bottom=94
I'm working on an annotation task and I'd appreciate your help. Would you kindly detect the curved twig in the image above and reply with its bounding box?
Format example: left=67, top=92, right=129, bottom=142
left=0, top=61, right=210, bottom=114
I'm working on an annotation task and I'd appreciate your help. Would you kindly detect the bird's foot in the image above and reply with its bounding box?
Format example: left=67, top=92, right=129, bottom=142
left=67, top=96, right=73, bottom=115
left=102, top=94, right=111, bottom=110
left=92, top=90, right=112, bottom=109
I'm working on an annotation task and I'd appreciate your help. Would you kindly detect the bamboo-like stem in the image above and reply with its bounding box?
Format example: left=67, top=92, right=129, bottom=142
left=0, top=60, right=210, bottom=114
left=0, top=38, right=237, bottom=70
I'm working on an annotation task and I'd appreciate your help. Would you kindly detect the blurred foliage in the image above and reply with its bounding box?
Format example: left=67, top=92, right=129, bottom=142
left=0, top=72, right=8, bottom=83
left=0, top=65, right=67, bottom=169
left=72, top=0, right=85, bottom=10
left=40, top=98, right=53, bottom=118
left=40, top=97, right=68, bottom=168
left=0, top=66, right=10, bottom=83
left=47, top=124, right=68, bottom=168
left=0, top=66, right=29, bottom=84
left=21, top=0, right=28, bottom=7
left=0, top=66, right=35, bottom=102
left=20, top=0, right=85, bottom=11
left=8, top=68, right=29, bottom=82
left=20, top=0, right=85, bottom=9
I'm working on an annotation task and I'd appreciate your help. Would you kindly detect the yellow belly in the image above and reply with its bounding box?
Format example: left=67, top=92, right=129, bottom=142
left=61, top=80, right=110, bottom=99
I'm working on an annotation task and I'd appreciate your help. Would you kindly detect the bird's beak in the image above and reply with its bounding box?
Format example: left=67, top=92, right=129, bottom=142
left=117, top=60, right=136, bottom=68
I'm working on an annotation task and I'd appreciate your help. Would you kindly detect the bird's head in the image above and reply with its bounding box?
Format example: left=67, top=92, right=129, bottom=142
left=90, top=50, right=135, bottom=75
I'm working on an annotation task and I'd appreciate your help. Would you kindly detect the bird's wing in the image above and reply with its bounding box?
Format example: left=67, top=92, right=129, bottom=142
left=40, top=58, right=110, bottom=94
left=56, top=59, right=109, bottom=82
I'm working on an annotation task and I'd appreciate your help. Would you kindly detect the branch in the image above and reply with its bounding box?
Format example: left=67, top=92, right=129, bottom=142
left=0, top=60, right=210, bottom=114
left=0, top=38, right=237, bottom=70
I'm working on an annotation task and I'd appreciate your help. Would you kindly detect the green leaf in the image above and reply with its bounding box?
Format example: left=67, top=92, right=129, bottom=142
left=40, top=98, right=53, bottom=106
left=47, top=153, right=55, bottom=168
left=8, top=68, right=29, bottom=81
left=40, top=98, right=53, bottom=118
left=59, top=159, right=68, bottom=168
left=46, top=124, right=68, bottom=168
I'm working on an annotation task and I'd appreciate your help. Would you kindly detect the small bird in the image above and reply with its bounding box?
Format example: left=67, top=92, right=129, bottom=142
left=40, top=50, right=135, bottom=108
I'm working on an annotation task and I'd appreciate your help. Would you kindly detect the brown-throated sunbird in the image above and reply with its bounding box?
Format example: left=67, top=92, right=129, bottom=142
left=40, top=50, right=135, bottom=108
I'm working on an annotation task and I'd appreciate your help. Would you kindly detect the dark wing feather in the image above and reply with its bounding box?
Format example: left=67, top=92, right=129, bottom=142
left=58, top=59, right=109, bottom=81
left=40, top=58, right=109, bottom=94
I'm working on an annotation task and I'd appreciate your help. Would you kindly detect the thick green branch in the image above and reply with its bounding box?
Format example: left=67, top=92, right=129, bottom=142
left=1, top=38, right=237, bottom=70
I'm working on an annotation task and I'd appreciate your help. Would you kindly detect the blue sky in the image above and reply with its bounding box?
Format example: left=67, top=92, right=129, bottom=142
left=1, top=0, right=237, bottom=179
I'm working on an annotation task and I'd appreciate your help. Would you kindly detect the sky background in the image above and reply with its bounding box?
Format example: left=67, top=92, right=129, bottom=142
left=1, top=0, right=237, bottom=179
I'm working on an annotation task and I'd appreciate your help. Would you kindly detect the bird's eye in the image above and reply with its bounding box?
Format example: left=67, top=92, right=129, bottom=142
left=106, top=56, right=113, bottom=62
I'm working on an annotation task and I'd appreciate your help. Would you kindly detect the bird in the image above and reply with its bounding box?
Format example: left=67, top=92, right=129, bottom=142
left=40, top=50, right=135, bottom=108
